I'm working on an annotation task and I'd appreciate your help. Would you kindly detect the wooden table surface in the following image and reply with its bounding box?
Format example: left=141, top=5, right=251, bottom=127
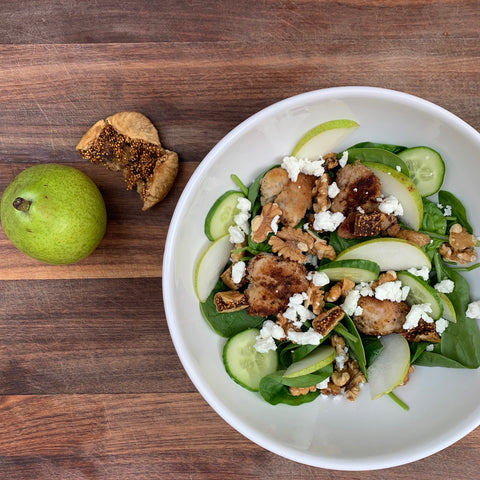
left=0, top=1, right=478, bottom=478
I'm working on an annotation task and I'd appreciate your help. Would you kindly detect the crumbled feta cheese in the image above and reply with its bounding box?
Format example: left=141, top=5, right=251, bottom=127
left=435, top=318, right=449, bottom=335
left=338, top=150, right=348, bottom=168
left=357, top=206, right=365, bottom=214
left=307, top=271, right=330, bottom=287
left=254, top=319, right=286, bottom=353
left=316, top=377, right=330, bottom=390
left=396, top=165, right=401, bottom=172
left=228, top=197, right=251, bottom=243
left=426, top=344, right=435, bottom=352
left=355, top=282, right=374, bottom=297
left=271, top=214, right=280, bottom=234
left=466, top=301, right=480, bottom=319
left=341, top=290, right=361, bottom=317
left=313, top=210, right=345, bottom=232
left=335, top=347, right=349, bottom=371
left=443, top=205, right=452, bottom=216
left=374, top=281, right=410, bottom=302
left=281, top=156, right=325, bottom=182
left=287, top=328, right=323, bottom=345
left=408, top=266, right=430, bottom=282
left=328, top=181, right=340, bottom=199
left=378, top=195, right=404, bottom=216
left=403, top=304, right=434, bottom=330
left=283, top=292, right=315, bottom=327
left=434, top=279, right=455, bottom=294
left=231, top=261, right=246, bottom=284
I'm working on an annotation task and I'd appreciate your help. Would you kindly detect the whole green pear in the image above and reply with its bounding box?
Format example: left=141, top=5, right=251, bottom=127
left=0, top=164, right=107, bottom=264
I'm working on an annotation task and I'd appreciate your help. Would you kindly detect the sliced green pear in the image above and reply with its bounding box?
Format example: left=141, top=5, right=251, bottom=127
left=367, top=334, right=411, bottom=400
left=283, top=344, right=335, bottom=378
left=363, top=161, right=423, bottom=231
left=397, top=271, right=443, bottom=320
left=317, top=259, right=380, bottom=283
left=336, top=238, right=431, bottom=272
left=292, top=119, right=359, bottom=159
left=438, top=292, right=457, bottom=323
left=194, top=234, right=232, bottom=302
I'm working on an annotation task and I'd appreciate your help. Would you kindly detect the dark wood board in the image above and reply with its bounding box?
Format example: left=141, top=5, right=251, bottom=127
left=0, top=1, right=478, bottom=478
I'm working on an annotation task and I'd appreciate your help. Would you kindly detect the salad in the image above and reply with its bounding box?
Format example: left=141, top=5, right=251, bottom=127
left=194, top=120, right=480, bottom=409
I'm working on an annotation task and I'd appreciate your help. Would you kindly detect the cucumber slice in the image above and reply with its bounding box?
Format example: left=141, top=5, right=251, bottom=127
left=347, top=147, right=410, bottom=177
left=317, top=259, right=380, bottom=283
left=397, top=271, right=443, bottom=320
left=204, top=190, right=245, bottom=241
left=367, top=334, right=411, bottom=400
left=223, top=328, right=278, bottom=391
left=437, top=292, right=457, bottom=323
left=194, top=234, right=232, bottom=302
left=397, top=146, right=445, bottom=197
left=283, top=345, right=335, bottom=378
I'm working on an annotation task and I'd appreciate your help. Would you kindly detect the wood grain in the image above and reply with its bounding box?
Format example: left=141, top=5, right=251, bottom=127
left=0, top=1, right=478, bottom=478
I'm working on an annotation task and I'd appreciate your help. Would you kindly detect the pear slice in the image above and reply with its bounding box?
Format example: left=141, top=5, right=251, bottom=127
left=194, top=234, right=232, bottom=302
left=336, top=238, right=431, bottom=272
left=292, top=119, right=359, bottom=159
left=438, top=292, right=457, bottom=323
left=283, top=345, right=335, bottom=378
left=367, top=334, right=411, bottom=400
left=362, top=161, right=423, bottom=231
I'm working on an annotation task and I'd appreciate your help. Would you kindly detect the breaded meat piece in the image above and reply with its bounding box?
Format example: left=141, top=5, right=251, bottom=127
left=330, top=161, right=382, bottom=215
left=245, top=253, right=309, bottom=317
left=353, top=296, right=409, bottom=336
left=260, top=168, right=315, bottom=227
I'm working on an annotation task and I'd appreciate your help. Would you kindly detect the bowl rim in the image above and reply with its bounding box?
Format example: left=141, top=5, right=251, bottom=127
left=162, top=86, right=480, bottom=470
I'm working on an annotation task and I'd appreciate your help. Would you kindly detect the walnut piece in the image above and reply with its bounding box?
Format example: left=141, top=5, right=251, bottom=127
left=76, top=112, right=178, bottom=210
left=325, top=278, right=355, bottom=302
left=268, top=226, right=315, bottom=263
left=289, top=385, right=317, bottom=396
left=439, top=223, right=478, bottom=264
left=310, top=235, right=337, bottom=261
left=213, top=291, right=248, bottom=313
left=304, top=283, right=325, bottom=315
left=251, top=202, right=282, bottom=243
left=312, top=173, right=331, bottom=213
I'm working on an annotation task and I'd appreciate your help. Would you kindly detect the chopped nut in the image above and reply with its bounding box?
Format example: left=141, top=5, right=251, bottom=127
left=312, top=306, right=345, bottom=336
left=331, top=334, right=346, bottom=352
left=269, top=226, right=316, bottom=263
left=323, top=152, right=339, bottom=170
left=332, top=371, right=350, bottom=387
left=304, top=283, right=325, bottom=315
left=312, top=173, right=331, bottom=213
left=325, top=278, right=354, bottom=302
left=370, top=270, right=397, bottom=290
left=439, top=224, right=478, bottom=264
left=394, top=228, right=431, bottom=247
left=251, top=203, right=282, bottom=243
left=311, top=237, right=337, bottom=261
left=213, top=291, right=248, bottom=313
left=401, top=365, right=415, bottom=386
left=289, top=385, right=317, bottom=396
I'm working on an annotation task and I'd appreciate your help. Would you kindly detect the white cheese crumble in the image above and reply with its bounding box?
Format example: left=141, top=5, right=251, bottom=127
left=338, top=150, right=349, bottom=168
left=403, top=303, right=434, bottom=330
left=281, top=156, right=325, bottom=182
left=435, top=318, right=449, bottom=335
left=466, top=301, right=480, bottom=319
left=355, top=282, right=374, bottom=297
left=283, top=292, right=316, bottom=327
left=286, top=328, right=323, bottom=346
left=231, top=261, right=246, bottom=284
left=271, top=214, right=280, bottom=234
left=374, top=281, right=410, bottom=302
left=228, top=197, right=251, bottom=243
left=254, top=320, right=285, bottom=353
left=328, top=181, right=340, bottom=199
left=316, top=377, right=330, bottom=390
left=335, top=347, right=349, bottom=370
left=307, top=271, right=330, bottom=287
left=396, top=165, right=401, bottom=172
left=426, top=344, right=435, bottom=352
left=378, top=195, right=404, bottom=216
left=341, top=290, right=362, bottom=317
left=437, top=203, right=452, bottom=217
left=407, top=266, right=430, bottom=282
left=313, top=210, right=346, bottom=232
left=434, top=279, right=455, bottom=294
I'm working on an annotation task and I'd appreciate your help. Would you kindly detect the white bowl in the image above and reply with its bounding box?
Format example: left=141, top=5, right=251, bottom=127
left=163, top=86, right=480, bottom=470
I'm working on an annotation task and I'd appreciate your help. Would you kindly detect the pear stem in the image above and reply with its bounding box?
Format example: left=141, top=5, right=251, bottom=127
left=13, top=197, right=31, bottom=212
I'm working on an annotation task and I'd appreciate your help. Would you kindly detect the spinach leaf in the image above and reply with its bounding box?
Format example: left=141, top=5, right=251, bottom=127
left=410, top=342, right=429, bottom=364
left=422, top=237, right=445, bottom=261
left=279, top=364, right=333, bottom=388
left=278, top=342, right=319, bottom=367
left=345, top=142, right=407, bottom=154
left=199, top=279, right=264, bottom=337
left=421, top=199, right=447, bottom=236
left=328, top=231, right=366, bottom=255
left=247, top=165, right=278, bottom=217
left=259, top=369, right=326, bottom=405
left=438, top=190, right=473, bottom=233
left=362, top=335, right=383, bottom=367
left=347, top=147, right=410, bottom=176
left=413, top=352, right=467, bottom=368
